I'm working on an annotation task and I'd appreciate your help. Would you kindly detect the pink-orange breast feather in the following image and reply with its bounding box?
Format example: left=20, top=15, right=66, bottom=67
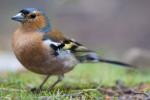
left=12, top=27, right=53, bottom=74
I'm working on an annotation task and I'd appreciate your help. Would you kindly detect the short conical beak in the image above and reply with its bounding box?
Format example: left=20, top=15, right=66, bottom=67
left=11, top=13, right=25, bottom=22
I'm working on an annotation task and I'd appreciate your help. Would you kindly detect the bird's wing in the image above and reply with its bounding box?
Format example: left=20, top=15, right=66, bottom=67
left=57, top=39, right=101, bottom=62
left=43, top=33, right=99, bottom=62
left=45, top=29, right=100, bottom=62
left=43, top=31, right=133, bottom=67
left=50, top=38, right=134, bottom=67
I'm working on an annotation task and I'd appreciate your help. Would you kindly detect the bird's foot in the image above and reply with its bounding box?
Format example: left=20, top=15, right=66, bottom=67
left=47, top=88, right=51, bottom=92
left=31, top=87, right=43, bottom=94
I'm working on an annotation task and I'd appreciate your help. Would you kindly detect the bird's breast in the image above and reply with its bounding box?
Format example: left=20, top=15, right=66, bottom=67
left=12, top=30, right=77, bottom=75
left=12, top=31, right=52, bottom=71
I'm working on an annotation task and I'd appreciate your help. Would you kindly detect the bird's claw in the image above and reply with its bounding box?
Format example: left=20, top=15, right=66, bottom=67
left=47, top=88, right=51, bottom=92
left=31, top=87, right=42, bottom=94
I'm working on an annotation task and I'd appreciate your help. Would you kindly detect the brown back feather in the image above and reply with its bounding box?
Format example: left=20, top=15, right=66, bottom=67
left=47, top=29, right=66, bottom=42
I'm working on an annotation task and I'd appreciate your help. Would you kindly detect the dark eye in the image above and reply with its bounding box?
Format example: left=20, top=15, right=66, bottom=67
left=30, top=14, right=36, bottom=19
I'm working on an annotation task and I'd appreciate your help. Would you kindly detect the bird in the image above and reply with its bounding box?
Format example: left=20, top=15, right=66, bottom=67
left=11, top=8, right=133, bottom=93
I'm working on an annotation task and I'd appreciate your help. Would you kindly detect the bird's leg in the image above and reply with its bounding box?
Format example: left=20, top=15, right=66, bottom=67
left=38, top=75, right=51, bottom=90
left=47, top=75, right=64, bottom=92
left=31, top=75, right=50, bottom=93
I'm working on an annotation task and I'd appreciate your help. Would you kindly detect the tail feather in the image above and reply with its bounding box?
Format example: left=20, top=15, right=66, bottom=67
left=76, top=52, right=133, bottom=67
left=99, top=59, right=133, bottom=67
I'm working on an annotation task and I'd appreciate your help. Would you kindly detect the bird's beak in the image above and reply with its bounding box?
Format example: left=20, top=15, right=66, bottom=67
left=11, top=13, right=25, bottom=22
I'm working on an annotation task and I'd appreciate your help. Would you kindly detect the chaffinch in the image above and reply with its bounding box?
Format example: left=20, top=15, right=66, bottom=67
left=11, top=8, right=132, bottom=92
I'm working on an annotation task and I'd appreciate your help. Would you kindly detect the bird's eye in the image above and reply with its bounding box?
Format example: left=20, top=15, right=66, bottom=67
left=30, top=14, right=36, bottom=19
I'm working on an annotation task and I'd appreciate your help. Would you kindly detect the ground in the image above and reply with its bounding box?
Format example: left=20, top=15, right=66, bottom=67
left=0, top=63, right=150, bottom=99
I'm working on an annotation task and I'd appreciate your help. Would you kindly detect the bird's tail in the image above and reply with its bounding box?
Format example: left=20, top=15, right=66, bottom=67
left=76, top=52, right=133, bottom=67
left=98, top=58, right=132, bottom=67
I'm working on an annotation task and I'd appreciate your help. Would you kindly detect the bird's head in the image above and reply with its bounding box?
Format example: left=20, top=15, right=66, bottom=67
left=11, top=8, right=51, bottom=32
